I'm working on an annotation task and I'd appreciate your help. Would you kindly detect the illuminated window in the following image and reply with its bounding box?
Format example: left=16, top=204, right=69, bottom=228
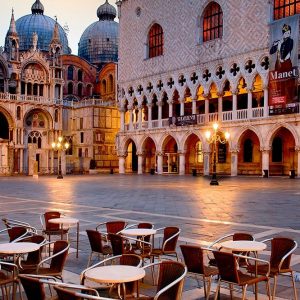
left=196, top=141, right=203, bottom=163
left=274, top=0, right=300, bottom=20
left=203, top=2, right=223, bottom=42
left=148, top=23, right=164, bottom=58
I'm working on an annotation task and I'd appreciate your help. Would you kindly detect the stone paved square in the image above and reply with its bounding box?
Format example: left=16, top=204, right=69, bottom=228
left=0, top=174, right=299, bottom=299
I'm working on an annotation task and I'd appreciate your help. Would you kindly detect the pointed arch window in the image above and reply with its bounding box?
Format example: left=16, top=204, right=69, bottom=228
left=148, top=23, right=164, bottom=58
left=244, top=139, right=253, bottom=162
left=274, top=0, right=300, bottom=20
left=272, top=137, right=283, bottom=162
left=203, top=2, right=223, bottom=42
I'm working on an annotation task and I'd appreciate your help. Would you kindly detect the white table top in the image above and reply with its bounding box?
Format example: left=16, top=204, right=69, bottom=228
left=48, top=217, right=79, bottom=225
left=120, top=228, right=157, bottom=236
left=219, top=240, right=267, bottom=252
left=84, top=265, right=145, bottom=284
left=0, top=242, right=40, bottom=255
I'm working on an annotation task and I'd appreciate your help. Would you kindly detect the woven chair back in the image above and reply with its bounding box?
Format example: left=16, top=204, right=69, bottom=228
left=86, top=230, right=104, bottom=253
left=270, top=237, right=295, bottom=270
left=156, top=261, right=186, bottom=300
left=213, top=251, right=240, bottom=284
left=44, top=211, right=61, bottom=231
left=180, top=244, right=205, bottom=274
left=106, top=221, right=126, bottom=234
left=19, top=275, right=46, bottom=300
left=50, top=240, right=69, bottom=272
left=8, top=226, right=27, bottom=242
left=163, top=227, right=179, bottom=252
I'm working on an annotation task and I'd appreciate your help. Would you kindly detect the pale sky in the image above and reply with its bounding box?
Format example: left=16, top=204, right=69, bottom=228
left=0, top=0, right=118, bottom=54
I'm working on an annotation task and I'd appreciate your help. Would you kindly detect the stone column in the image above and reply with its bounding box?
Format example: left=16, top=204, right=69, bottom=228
left=128, top=105, right=133, bottom=131
left=261, top=148, right=270, bottom=176
left=120, top=108, right=125, bottom=131
left=204, top=97, right=209, bottom=123
left=296, top=147, right=300, bottom=178
left=118, top=153, right=127, bottom=174
left=218, top=93, right=223, bottom=121
left=179, top=152, right=185, bottom=175
left=147, top=103, right=152, bottom=129
left=138, top=105, right=143, bottom=130
left=168, top=100, right=173, bottom=118
left=180, top=98, right=185, bottom=116
left=192, top=98, right=197, bottom=115
left=232, top=91, right=237, bottom=120
left=230, top=149, right=239, bottom=176
left=263, top=87, right=269, bottom=118
left=137, top=152, right=143, bottom=175
left=156, top=152, right=163, bottom=175
left=158, top=101, right=163, bottom=127
left=247, top=88, right=253, bottom=119
left=203, top=150, right=210, bottom=176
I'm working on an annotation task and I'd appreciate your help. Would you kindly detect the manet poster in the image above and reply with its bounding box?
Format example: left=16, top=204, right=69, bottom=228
left=269, top=16, right=299, bottom=115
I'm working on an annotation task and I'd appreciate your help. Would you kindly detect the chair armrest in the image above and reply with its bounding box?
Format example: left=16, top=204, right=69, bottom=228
left=124, top=224, right=137, bottom=230
left=208, top=233, right=235, bottom=249
left=235, top=254, right=270, bottom=276
left=278, top=241, right=298, bottom=271
left=37, top=243, right=70, bottom=271
left=19, top=274, right=58, bottom=282
left=153, top=266, right=187, bottom=300
left=162, top=230, right=181, bottom=252
left=95, top=222, right=106, bottom=231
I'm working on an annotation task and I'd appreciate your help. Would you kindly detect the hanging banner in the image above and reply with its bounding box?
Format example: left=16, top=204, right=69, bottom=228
left=169, top=114, right=197, bottom=126
left=269, top=16, right=299, bottom=115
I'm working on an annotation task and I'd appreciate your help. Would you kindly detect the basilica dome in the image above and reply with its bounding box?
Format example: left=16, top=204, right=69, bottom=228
left=8, top=0, right=70, bottom=54
left=78, top=0, right=118, bottom=68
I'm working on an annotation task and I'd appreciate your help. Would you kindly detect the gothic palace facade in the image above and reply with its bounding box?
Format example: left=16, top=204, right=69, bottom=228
left=0, top=0, right=119, bottom=175
left=116, top=0, right=300, bottom=177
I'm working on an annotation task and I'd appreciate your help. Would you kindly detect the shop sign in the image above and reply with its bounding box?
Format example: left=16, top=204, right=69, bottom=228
left=169, top=114, right=197, bottom=126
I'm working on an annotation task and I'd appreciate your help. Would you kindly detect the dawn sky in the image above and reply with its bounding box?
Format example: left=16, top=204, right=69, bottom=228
left=0, top=0, right=118, bottom=54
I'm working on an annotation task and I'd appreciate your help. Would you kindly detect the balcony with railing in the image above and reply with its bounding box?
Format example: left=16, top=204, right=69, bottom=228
left=123, top=104, right=299, bottom=132
left=0, top=93, right=116, bottom=108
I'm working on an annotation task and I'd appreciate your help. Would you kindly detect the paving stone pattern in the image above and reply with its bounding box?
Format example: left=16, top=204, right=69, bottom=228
left=0, top=175, right=299, bottom=299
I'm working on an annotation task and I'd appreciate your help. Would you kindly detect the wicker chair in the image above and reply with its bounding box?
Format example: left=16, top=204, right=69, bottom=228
left=213, top=250, right=271, bottom=300
left=108, top=233, right=133, bottom=256
left=129, top=260, right=187, bottom=300
left=54, top=285, right=115, bottom=300
left=41, top=211, right=69, bottom=242
left=96, top=221, right=127, bottom=242
left=247, top=237, right=298, bottom=300
left=86, top=230, right=113, bottom=267
left=0, top=261, right=23, bottom=300
left=18, top=234, right=47, bottom=271
left=180, top=244, right=218, bottom=300
left=20, top=240, right=70, bottom=281
left=19, top=274, right=57, bottom=300
left=19, top=274, right=106, bottom=300
left=150, top=227, right=180, bottom=262
left=2, top=218, right=37, bottom=234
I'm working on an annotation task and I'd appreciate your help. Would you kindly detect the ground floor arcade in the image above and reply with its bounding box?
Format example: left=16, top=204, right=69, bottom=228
left=117, top=121, right=300, bottom=178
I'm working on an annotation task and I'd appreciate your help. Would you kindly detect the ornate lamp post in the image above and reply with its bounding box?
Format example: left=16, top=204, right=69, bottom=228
left=52, top=136, right=69, bottom=179
left=205, top=123, right=230, bottom=185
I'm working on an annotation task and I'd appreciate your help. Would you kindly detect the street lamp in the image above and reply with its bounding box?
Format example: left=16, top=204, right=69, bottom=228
left=205, top=122, right=230, bottom=185
left=52, top=136, right=69, bottom=179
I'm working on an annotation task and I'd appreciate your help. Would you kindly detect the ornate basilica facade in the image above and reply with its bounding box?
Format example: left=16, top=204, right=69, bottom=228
left=116, top=0, right=300, bottom=177
left=0, top=0, right=119, bottom=175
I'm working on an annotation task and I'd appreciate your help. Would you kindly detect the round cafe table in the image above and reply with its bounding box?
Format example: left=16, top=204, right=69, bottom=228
left=0, top=242, right=40, bottom=300
left=219, top=240, right=267, bottom=300
left=48, top=217, right=79, bottom=258
left=219, top=240, right=267, bottom=252
left=120, top=228, right=157, bottom=237
left=84, top=265, right=145, bottom=299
